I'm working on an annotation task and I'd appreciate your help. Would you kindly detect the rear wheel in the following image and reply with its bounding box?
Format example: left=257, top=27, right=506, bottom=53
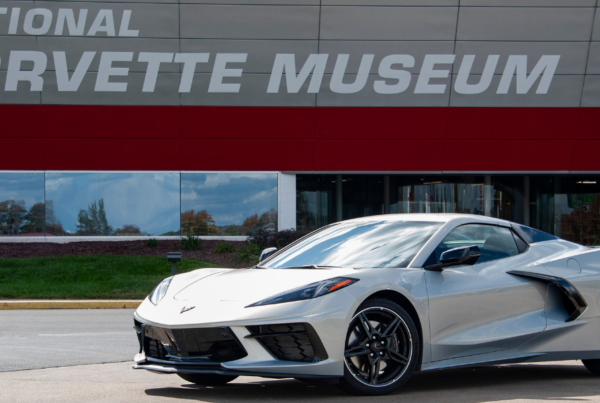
left=177, top=373, right=238, bottom=386
left=583, top=359, right=600, bottom=376
left=338, top=298, right=420, bottom=396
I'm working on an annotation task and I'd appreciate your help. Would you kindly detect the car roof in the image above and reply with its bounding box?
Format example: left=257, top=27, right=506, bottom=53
left=342, top=213, right=511, bottom=227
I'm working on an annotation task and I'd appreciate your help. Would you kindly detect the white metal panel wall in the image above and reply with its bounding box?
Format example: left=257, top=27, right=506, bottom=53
left=1, top=0, right=600, bottom=107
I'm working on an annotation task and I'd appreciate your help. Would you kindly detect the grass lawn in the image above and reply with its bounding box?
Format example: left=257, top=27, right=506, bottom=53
left=0, top=255, right=214, bottom=299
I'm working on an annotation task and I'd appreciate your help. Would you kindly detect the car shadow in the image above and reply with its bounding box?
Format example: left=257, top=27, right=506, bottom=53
left=145, top=363, right=599, bottom=402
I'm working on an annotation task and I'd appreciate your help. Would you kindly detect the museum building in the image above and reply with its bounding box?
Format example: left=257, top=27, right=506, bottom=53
left=1, top=0, right=600, bottom=245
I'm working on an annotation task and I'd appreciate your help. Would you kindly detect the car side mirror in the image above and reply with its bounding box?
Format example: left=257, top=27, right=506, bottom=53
left=259, top=247, right=277, bottom=262
left=424, top=245, right=481, bottom=272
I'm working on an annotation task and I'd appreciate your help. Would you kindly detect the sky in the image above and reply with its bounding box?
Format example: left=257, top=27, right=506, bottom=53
left=0, top=173, right=44, bottom=209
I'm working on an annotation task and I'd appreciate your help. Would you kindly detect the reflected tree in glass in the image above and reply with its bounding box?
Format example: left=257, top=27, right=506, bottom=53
left=0, top=173, right=45, bottom=236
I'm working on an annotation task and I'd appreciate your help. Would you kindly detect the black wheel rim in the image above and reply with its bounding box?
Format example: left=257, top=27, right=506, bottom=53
left=344, top=307, right=413, bottom=387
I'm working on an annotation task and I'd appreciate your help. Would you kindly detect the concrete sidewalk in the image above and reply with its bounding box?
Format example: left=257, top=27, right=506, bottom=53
left=0, top=300, right=143, bottom=309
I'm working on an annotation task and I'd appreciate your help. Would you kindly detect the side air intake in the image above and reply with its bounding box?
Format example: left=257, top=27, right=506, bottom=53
left=246, top=323, right=328, bottom=363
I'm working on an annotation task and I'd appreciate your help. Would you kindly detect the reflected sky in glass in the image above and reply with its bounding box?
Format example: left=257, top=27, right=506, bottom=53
left=45, top=173, right=180, bottom=236
left=181, top=173, right=277, bottom=229
left=0, top=173, right=44, bottom=207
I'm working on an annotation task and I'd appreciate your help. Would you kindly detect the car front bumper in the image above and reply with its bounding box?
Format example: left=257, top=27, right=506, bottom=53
left=132, top=290, right=359, bottom=379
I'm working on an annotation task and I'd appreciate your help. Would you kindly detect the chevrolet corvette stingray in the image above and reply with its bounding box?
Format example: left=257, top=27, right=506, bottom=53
left=133, top=214, right=600, bottom=395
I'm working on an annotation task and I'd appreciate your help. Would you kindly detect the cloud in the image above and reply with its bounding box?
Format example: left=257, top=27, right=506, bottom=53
left=44, top=176, right=73, bottom=191
left=243, top=187, right=277, bottom=204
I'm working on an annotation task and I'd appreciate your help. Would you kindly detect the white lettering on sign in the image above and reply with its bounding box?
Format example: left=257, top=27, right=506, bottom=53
left=95, top=52, right=133, bottom=92
left=5, top=51, right=47, bottom=91
left=54, top=51, right=96, bottom=92
left=497, top=55, right=560, bottom=95
left=267, top=54, right=328, bottom=94
left=208, top=53, right=248, bottom=93
left=0, top=7, right=563, bottom=97
left=3, top=7, right=138, bottom=37
left=55, top=9, right=88, bottom=36
left=374, top=55, right=414, bottom=95
left=0, top=49, right=562, bottom=96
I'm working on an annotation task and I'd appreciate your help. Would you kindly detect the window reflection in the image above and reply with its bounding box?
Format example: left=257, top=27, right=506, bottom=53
left=0, top=173, right=45, bottom=236
left=45, top=173, right=180, bottom=236
left=265, top=220, right=442, bottom=269
left=181, top=173, right=278, bottom=236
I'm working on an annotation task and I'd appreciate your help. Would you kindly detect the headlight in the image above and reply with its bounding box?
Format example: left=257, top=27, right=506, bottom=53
left=149, top=277, right=173, bottom=306
left=246, top=277, right=359, bottom=308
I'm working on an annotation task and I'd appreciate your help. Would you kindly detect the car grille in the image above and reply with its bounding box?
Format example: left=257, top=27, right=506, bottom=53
left=246, top=323, right=328, bottom=363
left=135, top=321, right=247, bottom=363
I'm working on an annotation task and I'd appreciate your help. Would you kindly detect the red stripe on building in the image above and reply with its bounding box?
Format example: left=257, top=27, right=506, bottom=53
left=1, top=105, right=599, bottom=172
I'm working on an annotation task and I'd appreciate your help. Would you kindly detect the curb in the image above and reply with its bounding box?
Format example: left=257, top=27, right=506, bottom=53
left=0, top=300, right=143, bottom=310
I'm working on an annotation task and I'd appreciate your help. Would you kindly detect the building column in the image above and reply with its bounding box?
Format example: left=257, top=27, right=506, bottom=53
left=336, top=174, right=343, bottom=221
left=523, top=176, right=530, bottom=226
left=277, top=173, right=296, bottom=231
left=484, top=175, right=492, bottom=216
left=384, top=175, right=390, bottom=214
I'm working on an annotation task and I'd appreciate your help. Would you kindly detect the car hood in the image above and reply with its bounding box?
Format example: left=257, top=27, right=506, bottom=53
left=172, top=268, right=356, bottom=306
left=135, top=267, right=360, bottom=327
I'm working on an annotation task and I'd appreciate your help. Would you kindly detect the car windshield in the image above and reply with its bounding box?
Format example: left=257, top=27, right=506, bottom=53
left=263, top=220, right=443, bottom=269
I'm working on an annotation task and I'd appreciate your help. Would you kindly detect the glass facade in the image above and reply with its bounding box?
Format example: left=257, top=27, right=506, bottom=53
left=0, top=172, right=278, bottom=237
left=297, top=174, right=600, bottom=246
left=2, top=171, right=599, bottom=245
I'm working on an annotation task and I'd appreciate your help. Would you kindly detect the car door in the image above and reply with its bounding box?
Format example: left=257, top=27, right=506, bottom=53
left=424, top=223, right=551, bottom=362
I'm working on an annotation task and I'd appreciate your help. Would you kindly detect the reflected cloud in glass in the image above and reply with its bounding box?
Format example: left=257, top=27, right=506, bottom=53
left=45, top=173, right=180, bottom=236
left=181, top=173, right=278, bottom=236
left=0, top=173, right=45, bottom=236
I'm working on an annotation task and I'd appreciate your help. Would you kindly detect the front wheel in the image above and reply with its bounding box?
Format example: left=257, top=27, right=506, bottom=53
left=338, top=298, right=420, bottom=396
left=177, top=373, right=238, bottom=386
left=583, top=359, right=600, bottom=376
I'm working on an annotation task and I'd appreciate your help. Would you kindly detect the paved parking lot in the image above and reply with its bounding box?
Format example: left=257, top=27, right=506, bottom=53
left=0, top=309, right=137, bottom=372
left=1, top=310, right=600, bottom=402
left=1, top=360, right=600, bottom=403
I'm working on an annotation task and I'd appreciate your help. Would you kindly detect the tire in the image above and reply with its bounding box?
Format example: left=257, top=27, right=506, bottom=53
left=338, top=298, right=420, bottom=396
left=583, top=359, right=600, bottom=376
left=177, top=373, right=239, bottom=386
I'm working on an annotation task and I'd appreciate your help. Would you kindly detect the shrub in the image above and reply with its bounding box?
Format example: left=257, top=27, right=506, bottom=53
left=180, top=235, right=202, bottom=251
left=146, top=238, right=159, bottom=249
left=236, top=241, right=263, bottom=265
left=252, top=229, right=310, bottom=250
left=213, top=241, right=236, bottom=254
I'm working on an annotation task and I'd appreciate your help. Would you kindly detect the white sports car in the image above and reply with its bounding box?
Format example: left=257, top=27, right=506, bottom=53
left=133, top=214, right=600, bottom=395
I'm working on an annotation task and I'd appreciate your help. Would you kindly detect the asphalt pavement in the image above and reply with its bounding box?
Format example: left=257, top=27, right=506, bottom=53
left=0, top=309, right=137, bottom=372
left=1, top=310, right=600, bottom=402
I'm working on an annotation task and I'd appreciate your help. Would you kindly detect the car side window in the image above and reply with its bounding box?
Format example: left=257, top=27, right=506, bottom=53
left=429, top=224, right=520, bottom=265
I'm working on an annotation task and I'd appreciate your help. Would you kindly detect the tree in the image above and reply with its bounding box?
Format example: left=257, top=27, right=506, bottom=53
left=45, top=200, right=65, bottom=235
left=115, top=224, right=142, bottom=236
left=239, top=208, right=278, bottom=235
left=20, top=202, right=45, bottom=234
left=181, top=210, right=220, bottom=236
left=240, top=214, right=259, bottom=235
left=76, top=198, right=113, bottom=235
left=0, top=200, right=27, bottom=235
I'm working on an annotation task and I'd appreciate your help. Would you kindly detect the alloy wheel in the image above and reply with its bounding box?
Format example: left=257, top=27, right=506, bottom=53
left=344, top=307, right=413, bottom=387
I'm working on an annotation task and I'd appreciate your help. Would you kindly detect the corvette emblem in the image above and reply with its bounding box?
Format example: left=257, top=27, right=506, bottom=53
left=180, top=306, right=195, bottom=314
